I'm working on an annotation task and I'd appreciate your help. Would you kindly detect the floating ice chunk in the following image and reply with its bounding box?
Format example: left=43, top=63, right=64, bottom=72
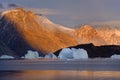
left=0, top=55, right=14, bottom=59
left=71, top=48, right=77, bottom=52
left=21, top=56, right=25, bottom=59
left=111, top=54, right=120, bottom=59
left=25, top=50, right=39, bottom=59
left=58, top=48, right=73, bottom=59
left=45, top=53, right=57, bottom=59
left=73, top=48, right=88, bottom=59
left=57, top=48, right=88, bottom=59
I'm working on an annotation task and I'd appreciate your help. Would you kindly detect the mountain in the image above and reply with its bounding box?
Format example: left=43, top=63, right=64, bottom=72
left=74, top=25, right=106, bottom=45
left=0, top=8, right=38, bottom=57
left=74, top=25, right=120, bottom=45
left=0, top=40, right=18, bottom=58
left=0, top=8, right=120, bottom=58
left=37, top=15, right=77, bottom=46
left=0, top=8, right=77, bottom=57
left=95, top=26, right=120, bottom=45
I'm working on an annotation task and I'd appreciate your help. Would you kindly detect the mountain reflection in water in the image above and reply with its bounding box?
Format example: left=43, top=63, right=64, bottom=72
left=0, top=70, right=120, bottom=80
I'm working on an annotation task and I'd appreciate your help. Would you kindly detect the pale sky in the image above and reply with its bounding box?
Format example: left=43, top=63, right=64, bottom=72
left=0, top=0, right=120, bottom=27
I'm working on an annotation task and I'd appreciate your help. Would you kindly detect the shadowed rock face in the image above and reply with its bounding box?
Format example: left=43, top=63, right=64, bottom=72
left=54, top=43, right=120, bottom=58
left=0, top=40, right=17, bottom=58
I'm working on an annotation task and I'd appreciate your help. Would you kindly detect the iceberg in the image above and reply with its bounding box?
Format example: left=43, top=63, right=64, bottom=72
left=58, top=48, right=73, bottom=59
left=24, top=50, right=39, bottom=59
left=57, top=48, right=88, bottom=59
left=45, top=53, right=57, bottom=59
left=111, top=54, right=120, bottom=59
left=73, top=48, right=88, bottom=59
left=0, top=55, right=14, bottom=59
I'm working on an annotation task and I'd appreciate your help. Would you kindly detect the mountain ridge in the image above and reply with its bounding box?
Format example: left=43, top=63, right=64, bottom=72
left=0, top=8, right=120, bottom=57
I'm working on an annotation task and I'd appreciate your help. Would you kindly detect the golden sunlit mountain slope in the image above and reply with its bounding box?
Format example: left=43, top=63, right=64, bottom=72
left=0, top=8, right=77, bottom=54
left=96, top=26, right=120, bottom=45
left=74, top=25, right=106, bottom=46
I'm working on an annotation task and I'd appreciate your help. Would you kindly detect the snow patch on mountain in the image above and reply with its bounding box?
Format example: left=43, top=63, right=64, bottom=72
left=37, top=15, right=74, bottom=33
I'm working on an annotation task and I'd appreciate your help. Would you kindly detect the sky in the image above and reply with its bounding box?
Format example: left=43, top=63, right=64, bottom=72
left=0, top=0, right=120, bottom=27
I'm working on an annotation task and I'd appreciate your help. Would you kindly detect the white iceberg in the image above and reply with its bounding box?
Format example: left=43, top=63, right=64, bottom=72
left=57, top=48, right=88, bottom=59
left=24, top=50, right=39, bottom=59
left=111, top=54, right=120, bottom=59
left=45, top=53, right=57, bottom=59
left=71, top=48, right=78, bottom=52
left=73, top=48, right=88, bottom=59
left=58, top=48, right=73, bottom=59
left=0, top=55, right=14, bottom=59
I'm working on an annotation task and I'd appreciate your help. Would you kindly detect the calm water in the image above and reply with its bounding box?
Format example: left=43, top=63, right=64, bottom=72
left=0, top=70, right=120, bottom=80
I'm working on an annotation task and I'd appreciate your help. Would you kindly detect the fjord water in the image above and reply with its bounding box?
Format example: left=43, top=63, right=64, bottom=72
left=0, top=70, right=120, bottom=80
left=0, top=59, right=120, bottom=80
